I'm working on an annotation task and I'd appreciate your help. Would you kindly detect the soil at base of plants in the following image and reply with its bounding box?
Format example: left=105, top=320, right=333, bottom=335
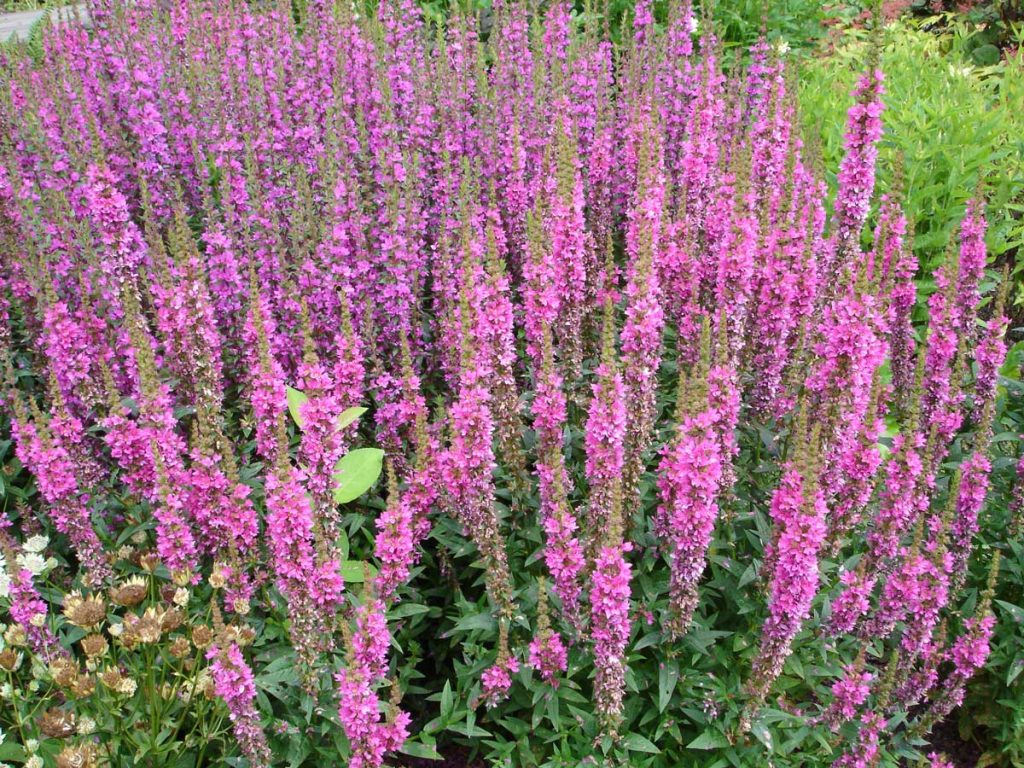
left=924, top=711, right=984, bottom=767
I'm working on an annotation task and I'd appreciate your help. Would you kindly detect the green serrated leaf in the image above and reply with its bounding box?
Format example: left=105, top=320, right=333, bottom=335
left=287, top=386, right=308, bottom=429
left=333, top=447, right=385, bottom=503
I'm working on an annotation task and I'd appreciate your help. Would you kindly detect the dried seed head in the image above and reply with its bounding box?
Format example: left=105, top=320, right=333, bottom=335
left=109, top=577, right=148, bottom=608
left=38, top=707, right=77, bottom=739
left=160, top=608, right=185, bottom=633
left=224, top=623, right=256, bottom=647
left=121, top=607, right=164, bottom=646
left=4, top=624, right=27, bottom=647
left=169, top=636, right=191, bottom=659
left=139, top=552, right=161, bottom=573
left=191, top=625, right=214, bottom=649
left=80, top=633, right=109, bottom=658
left=50, top=657, right=79, bottom=688
left=69, top=673, right=96, bottom=698
left=63, top=592, right=107, bottom=630
left=0, top=648, right=21, bottom=671
left=55, top=743, right=98, bottom=768
left=99, top=667, right=124, bottom=690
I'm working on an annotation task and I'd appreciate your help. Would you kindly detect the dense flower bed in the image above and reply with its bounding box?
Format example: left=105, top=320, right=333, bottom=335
left=0, top=1, right=1015, bottom=766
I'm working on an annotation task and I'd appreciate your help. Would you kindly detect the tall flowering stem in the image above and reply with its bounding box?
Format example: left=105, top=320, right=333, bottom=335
left=584, top=298, right=627, bottom=562
left=590, top=483, right=632, bottom=739
left=743, top=418, right=827, bottom=730
left=655, top=320, right=722, bottom=637
left=918, top=552, right=1000, bottom=733
left=620, top=119, right=666, bottom=512
left=208, top=637, right=271, bottom=768
left=832, top=64, right=885, bottom=267
left=534, top=322, right=584, bottom=621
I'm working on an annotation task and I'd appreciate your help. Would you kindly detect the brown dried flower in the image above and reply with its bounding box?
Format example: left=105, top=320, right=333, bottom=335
left=160, top=608, right=184, bottom=633
left=169, top=636, right=191, bottom=659
left=109, top=576, right=148, bottom=608
left=56, top=743, right=98, bottom=768
left=99, top=667, right=124, bottom=690
left=63, top=592, right=107, bottom=630
left=80, top=633, right=109, bottom=658
left=38, top=707, right=77, bottom=739
left=0, top=647, right=21, bottom=671
left=120, top=607, right=164, bottom=647
left=224, top=623, right=256, bottom=648
left=69, top=673, right=96, bottom=698
left=50, top=657, right=80, bottom=688
left=3, top=624, right=27, bottom=647
left=139, top=552, right=161, bottom=573
left=191, top=625, right=214, bottom=649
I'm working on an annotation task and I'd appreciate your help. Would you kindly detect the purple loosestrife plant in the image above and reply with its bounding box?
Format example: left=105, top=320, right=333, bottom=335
left=0, top=6, right=1013, bottom=766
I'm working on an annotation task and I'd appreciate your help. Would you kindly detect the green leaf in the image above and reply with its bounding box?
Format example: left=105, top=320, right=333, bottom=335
left=658, top=659, right=679, bottom=713
left=286, top=386, right=308, bottom=429
left=441, top=680, right=455, bottom=719
left=338, top=530, right=350, bottom=562
left=398, top=742, right=443, bottom=761
left=340, top=560, right=377, bottom=582
left=450, top=612, right=497, bottom=634
left=623, top=734, right=660, bottom=754
left=688, top=731, right=730, bottom=750
left=332, top=448, right=385, bottom=503
left=0, top=743, right=27, bottom=761
left=338, top=406, right=367, bottom=430
left=1007, top=659, right=1024, bottom=686
left=750, top=721, right=774, bottom=752
left=390, top=603, right=430, bottom=619
left=996, top=600, right=1024, bottom=623
left=971, top=44, right=1000, bottom=66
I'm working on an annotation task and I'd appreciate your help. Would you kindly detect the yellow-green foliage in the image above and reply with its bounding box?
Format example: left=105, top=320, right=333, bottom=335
left=799, top=19, right=1024, bottom=306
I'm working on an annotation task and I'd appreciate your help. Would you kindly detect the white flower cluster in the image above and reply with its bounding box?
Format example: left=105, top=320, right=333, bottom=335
left=1, top=536, right=58, bottom=599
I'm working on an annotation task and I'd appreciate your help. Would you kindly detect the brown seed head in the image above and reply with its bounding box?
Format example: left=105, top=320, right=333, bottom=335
left=0, top=647, right=20, bottom=671
left=56, top=743, right=98, bottom=768
left=38, top=707, right=77, bottom=739
left=63, top=592, right=107, bottom=630
left=109, top=577, right=148, bottom=608
left=80, top=633, right=109, bottom=658
left=191, top=625, right=214, bottom=649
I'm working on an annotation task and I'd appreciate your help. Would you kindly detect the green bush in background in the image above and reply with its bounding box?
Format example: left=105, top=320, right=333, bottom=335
left=798, top=18, right=1024, bottom=311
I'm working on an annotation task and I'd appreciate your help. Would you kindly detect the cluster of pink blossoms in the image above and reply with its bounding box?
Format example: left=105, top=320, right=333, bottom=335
left=208, top=643, right=271, bottom=767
